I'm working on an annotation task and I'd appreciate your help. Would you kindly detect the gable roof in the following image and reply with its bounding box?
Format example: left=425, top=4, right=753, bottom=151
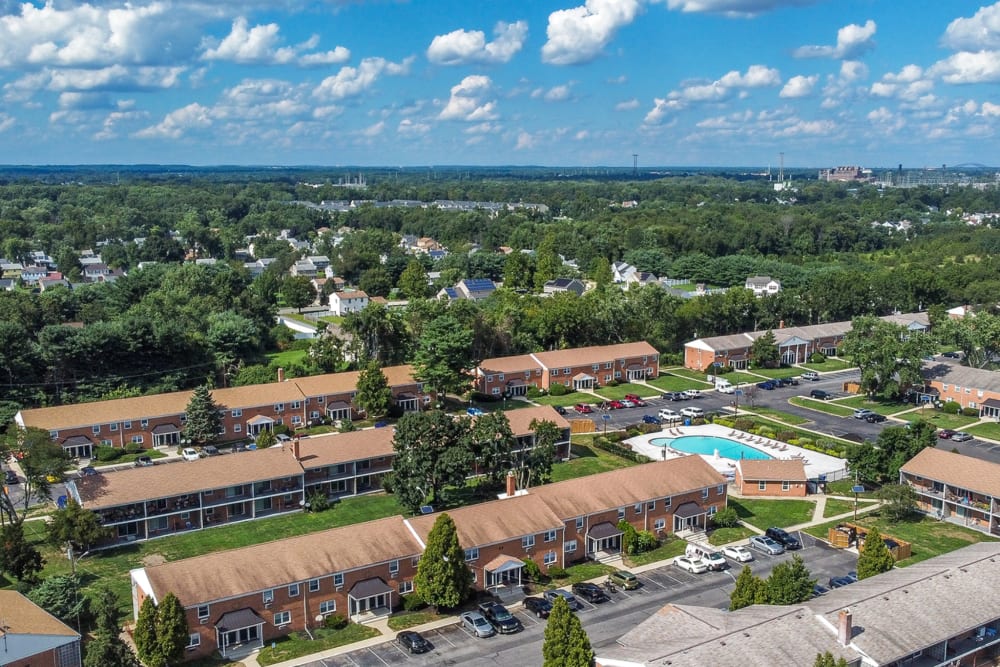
left=296, top=428, right=395, bottom=468
left=922, top=361, right=1000, bottom=394
left=406, top=493, right=565, bottom=548
left=0, top=590, right=79, bottom=638
left=502, top=405, right=570, bottom=436
left=737, top=458, right=806, bottom=482
left=900, top=446, right=1000, bottom=497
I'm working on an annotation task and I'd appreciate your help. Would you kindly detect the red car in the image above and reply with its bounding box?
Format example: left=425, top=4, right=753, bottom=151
left=938, top=429, right=956, bottom=439
left=607, top=400, right=625, bottom=410
left=624, top=394, right=647, bottom=407
left=574, top=403, right=593, bottom=414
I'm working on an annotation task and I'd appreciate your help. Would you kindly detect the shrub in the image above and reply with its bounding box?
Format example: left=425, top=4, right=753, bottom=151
left=777, top=430, right=797, bottom=442
left=124, top=442, right=144, bottom=454
left=323, top=614, right=348, bottom=630
left=546, top=566, right=568, bottom=579
left=307, top=490, right=330, bottom=513
left=635, top=530, right=659, bottom=553
left=549, top=383, right=569, bottom=396
left=734, top=418, right=755, bottom=432
left=273, top=423, right=291, bottom=436
left=606, top=379, right=621, bottom=387
left=713, top=418, right=736, bottom=428
left=526, top=386, right=545, bottom=399
left=401, top=595, right=427, bottom=612
left=521, top=557, right=543, bottom=582
left=592, top=437, right=652, bottom=463
left=810, top=352, right=826, bottom=363
left=797, top=437, right=814, bottom=447
left=711, top=506, right=740, bottom=528
left=94, top=446, right=124, bottom=462
left=941, top=401, right=962, bottom=415
left=962, top=407, right=979, bottom=417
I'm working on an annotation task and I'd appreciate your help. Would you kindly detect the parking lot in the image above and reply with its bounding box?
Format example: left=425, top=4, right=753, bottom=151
left=300, top=532, right=858, bottom=667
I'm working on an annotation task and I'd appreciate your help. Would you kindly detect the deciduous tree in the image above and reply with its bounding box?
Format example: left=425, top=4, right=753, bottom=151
left=814, top=651, right=850, bottom=667
left=355, top=361, right=392, bottom=420
left=469, top=410, right=514, bottom=487
left=412, top=314, right=474, bottom=398
left=841, top=316, right=935, bottom=399
left=856, top=527, right=896, bottom=580
left=281, top=275, right=316, bottom=312
left=510, top=418, right=558, bottom=490
left=47, top=498, right=110, bottom=573
left=1, top=426, right=69, bottom=525
left=877, top=483, right=918, bottom=522
left=181, top=384, right=223, bottom=447
left=750, top=329, right=780, bottom=368
left=389, top=411, right=472, bottom=512
left=397, top=259, right=430, bottom=300
left=414, top=513, right=471, bottom=611
left=542, top=595, right=593, bottom=667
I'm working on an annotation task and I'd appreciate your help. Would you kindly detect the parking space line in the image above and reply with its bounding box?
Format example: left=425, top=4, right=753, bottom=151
left=517, top=611, right=542, bottom=626
left=385, top=642, right=411, bottom=660
left=432, top=628, right=458, bottom=647
left=638, top=573, right=668, bottom=589
left=365, top=647, right=391, bottom=666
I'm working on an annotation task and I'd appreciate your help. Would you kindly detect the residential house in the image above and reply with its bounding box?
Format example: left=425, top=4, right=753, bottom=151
left=475, top=342, right=660, bottom=397
left=0, top=591, right=82, bottom=667
left=0, top=260, right=22, bottom=279
left=307, top=255, right=331, bottom=271
left=20, top=265, right=50, bottom=284
left=734, top=459, right=807, bottom=497
left=543, top=278, right=586, bottom=296
left=622, top=271, right=659, bottom=290
left=456, top=278, right=496, bottom=300
left=243, top=258, right=277, bottom=278
left=744, top=275, right=781, bottom=297
left=596, top=542, right=1000, bottom=667
left=290, top=259, right=318, bottom=278
left=330, top=289, right=369, bottom=316
left=38, top=274, right=70, bottom=292
left=612, top=261, right=637, bottom=284
left=899, top=447, right=1000, bottom=537
left=920, top=362, right=1000, bottom=416
left=131, top=456, right=725, bottom=661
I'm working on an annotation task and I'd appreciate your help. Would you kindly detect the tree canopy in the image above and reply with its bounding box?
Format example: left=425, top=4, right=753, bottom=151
left=414, top=513, right=472, bottom=610
left=841, top=316, right=936, bottom=399
left=542, top=595, right=594, bottom=667
left=389, top=410, right=473, bottom=513
left=354, top=361, right=393, bottom=420
left=856, top=527, right=896, bottom=580
left=181, top=384, right=223, bottom=446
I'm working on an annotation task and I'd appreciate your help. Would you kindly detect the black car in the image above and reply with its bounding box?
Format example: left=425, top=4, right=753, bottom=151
left=942, top=351, right=961, bottom=359
left=523, top=596, right=552, bottom=618
left=555, top=406, right=568, bottom=415
left=202, top=445, right=220, bottom=456
left=571, top=582, right=608, bottom=604
left=4, top=469, right=18, bottom=484
left=478, top=601, right=522, bottom=634
left=865, top=413, right=887, bottom=423
left=133, top=455, right=154, bottom=467
left=396, top=630, right=431, bottom=654
left=809, top=389, right=831, bottom=400
left=828, top=576, right=854, bottom=589
left=765, top=527, right=801, bottom=550
left=777, top=377, right=799, bottom=387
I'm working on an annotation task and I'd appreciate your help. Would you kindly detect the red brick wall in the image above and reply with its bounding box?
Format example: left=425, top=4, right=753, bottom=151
left=737, top=476, right=807, bottom=497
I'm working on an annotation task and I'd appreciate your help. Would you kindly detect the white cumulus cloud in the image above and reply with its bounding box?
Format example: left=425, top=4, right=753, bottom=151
left=427, top=21, right=527, bottom=65
left=942, top=3, right=1000, bottom=51
left=541, top=0, right=642, bottom=66
left=615, top=98, right=640, bottom=110
left=135, top=102, right=212, bottom=139
left=794, top=20, right=876, bottom=59
left=439, top=74, right=498, bottom=121
left=929, top=50, right=1000, bottom=84
left=779, top=74, right=817, bottom=98
left=313, top=57, right=413, bottom=101
left=664, top=0, right=819, bottom=18
left=201, top=17, right=350, bottom=67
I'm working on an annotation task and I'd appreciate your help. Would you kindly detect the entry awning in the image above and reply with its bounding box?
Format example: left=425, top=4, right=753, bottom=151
left=626, top=364, right=644, bottom=371
left=215, top=608, right=265, bottom=631
left=506, top=378, right=526, bottom=387
left=395, top=392, right=416, bottom=400
left=728, top=354, right=747, bottom=362
left=61, top=435, right=94, bottom=446
left=573, top=373, right=595, bottom=381
left=151, top=423, right=180, bottom=434
left=349, top=577, right=393, bottom=600
left=982, top=398, right=1000, bottom=409
left=247, top=415, right=274, bottom=426
left=674, top=502, right=705, bottom=519
left=484, top=554, right=525, bottom=574
left=588, top=521, right=622, bottom=540
left=326, top=401, right=351, bottom=412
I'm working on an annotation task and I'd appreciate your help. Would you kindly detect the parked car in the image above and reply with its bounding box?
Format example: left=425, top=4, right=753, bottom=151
left=765, top=527, right=802, bottom=550
left=748, top=535, right=785, bottom=555
left=680, top=389, right=702, bottom=399
left=642, top=414, right=662, bottom=425
left=813, top=583, right=830, bottom=597
left=4, top=470, right=18, bottom=484
left=658, top=408, right=681, bottom=421
left=608, top=570, right=640, bottom=590
left=79, top=466, right=98, bottom=477
left=865, top=413, right=887, bottom=423
left=662, top=391, right=687, bottom=401
left=232, top=442, right=248, bottom=452
left=574, top=403, right=593, bottom=414
left=673, top=555, right=709, bottom=574
left=466, top=407, right=485, bottom=416
left=571, top=581, right=609, bottom=603
left=607, top=400, right=625, bottom=410
left=721, top=545, right=754, bottom=562
left=828, top=575, right=855, bottom=589
left=624, top=394, right=646, bottom=407
left=756, top=380, right=777, bottom=390
left=133, top=455, right=154, bottom=467
left=809, top=389, right=831, bottom=400
left=181, top=447, right=200, bottom=461
left=801, top=371, right=820, bottom=381
left=554, top=406, right=568, bottom=415
left=776, top=377, right=798, bottom=387
left=396, top=630, right=431, bottom=654
left=542, top=589, right=583, bottom=611
left=853, top=408, right=875, bottom=420
left=686, top=544, right=727, bottom=570
left=938, top=429, right=957, bottom=440
left=202, top=445, right=220, bottom=456
left=477, top=602, right=522, bottom=634
left=460, top=611, right=496, bottom=638
left=951, top=431, right=973, bottom=442
left=679, top=406, right=704, bottom=418
left=523, top=596, right=552, bottom=618
left=620, top=399, right=637, bottom=408
left=942, top=351, right=962, bottom=359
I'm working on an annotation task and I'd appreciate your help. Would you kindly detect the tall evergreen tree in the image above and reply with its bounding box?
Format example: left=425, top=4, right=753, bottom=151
left=414, top=513, right=472, bottom=611
left=182, top=384, right=223, bottom=446
left=0, top=521, right=44, bottom=583
left=765, top=554, right=816, bottom=604
left=355, top=361, right=392, bottom=419
left=28, top=574, right=87, bottom=626
left=729, top=565, right=768, bottom=610
left=814, top=651, right=850, bottom=667
left=856, top=527, right=896, bottom=580
left=542, top=595, right=594, bottom=667
left=133, top=597, right=159, bottom=667
left=156, top=593, right=189, bottom=667
left=750, top=329, right=780, bottom=368
left=85, top=586, right=140, bottom=667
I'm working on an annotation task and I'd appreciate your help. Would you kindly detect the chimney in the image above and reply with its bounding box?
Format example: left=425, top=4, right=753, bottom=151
left=778, top=320, right=785, bottom=329
left=292, top=437, right=301, bottom=461
left=277, top=367, right=285, bottom=383
left=506, top=471, right=516, bottom=498
left=837, top=608, right=853, bottom=646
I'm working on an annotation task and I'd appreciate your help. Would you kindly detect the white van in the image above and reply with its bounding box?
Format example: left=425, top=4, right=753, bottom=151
left=686, top=544, right=728, bottom=571
left=716, top=380, right=735, bottom=394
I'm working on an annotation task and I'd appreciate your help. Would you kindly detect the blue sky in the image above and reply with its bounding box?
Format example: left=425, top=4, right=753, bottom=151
left=1, top=0, right=999, bottom=167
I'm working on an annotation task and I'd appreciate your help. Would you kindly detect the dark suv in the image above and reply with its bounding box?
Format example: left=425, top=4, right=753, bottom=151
left=571, top=582, right=608, bottom=603
left=809, top=389, right=830, bottom=400
left=765, top=527, right=801, bottom=550
left=477, top=601, right=522, bottom=634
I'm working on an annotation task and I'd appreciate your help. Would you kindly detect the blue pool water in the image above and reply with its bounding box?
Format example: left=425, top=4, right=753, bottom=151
left=649, top=435, right=773, bottom=461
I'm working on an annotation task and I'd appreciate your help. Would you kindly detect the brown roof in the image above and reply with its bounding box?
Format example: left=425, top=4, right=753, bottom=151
left=297, top=428, right=395, bottom=468
left=496, top=405, right=570, bottom=437
left=477, top=353, right=540, bottom=375
left=737, top=459, right=807, bottom=482
left=142, top=516, right=421, bottom=607
left=406, top=493, right=565, bottom=547
left=532, top=341, right=659, bottom=370
left=75, top=446, right=305, bottom=509
left=901, top=447, right=1000, bottom=497
left=0, top=591, right=79, bottom=638
left=532, top=456, right=726, bottom=519
left=336, top=290, right=368, bottom=300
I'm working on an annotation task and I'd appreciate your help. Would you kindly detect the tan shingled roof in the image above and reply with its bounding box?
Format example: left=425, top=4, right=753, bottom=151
left=0, top=591, right=79, bottom=637
left=737, top=459, right=807, bottom=482
left=901, top=447, right=1000, bottom=497
left=75, top=446, right=305, bottom=509
left=143, top=516, right=420, bottom=607
left=532, top=341, right=659, bottom=370
left=497, top=405, right=570, bottom=437
left=406, top=492, right=565, bottom=547
left=477, top=353, right=539, bottom=375
left=532, top=456, right=725, bottom=518
left=297, top=428, right=395, bottom=467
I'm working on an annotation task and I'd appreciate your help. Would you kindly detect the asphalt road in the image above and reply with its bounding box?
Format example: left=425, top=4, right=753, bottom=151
left=300, top=534, right=858, bottom=667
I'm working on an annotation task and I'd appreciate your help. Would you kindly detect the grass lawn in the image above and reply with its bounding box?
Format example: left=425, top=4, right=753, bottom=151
left=266, top=348, right=309, bottom=367
left=533, top=392, right=593, bottom=408
left=744, top=406, right=809, bottom=425
left=558, top=560, right=616, bottom=585
left=551, top=441, right=637, bottom=482
left=625, top=537, right=688, bottom=567
left=826, top=479, right=879, bottom=499
left=823, top=498, right=878, bottom=518
left=317, top=315, right=345, bottom=325
left=968, top=421, right=1000, bottom=440
left=804, top=515, right=997, bottom=566
left=835, top=395, right=911, bottom=415
left=789, top=397, right=855, bottom=417
left=257, top=624, right=381, bottom=666
left=728, top=498, right=816, bottom=530
left=646, top=374, right=709, bottom=392
left=594, top=383, right=659, bottom=399
left=663, top=367, right=714, bottom=382
left=749, top=367, right=805, bottom=380
left=798, top=357, right=855, bottom=372
left=387, top=610, right=447, bottom=631
left=708, top=525, right=757, bottom=545
left=720, top=372, right=760, bottom=385
left=92, top=449, right=169, bottom=470
left=901, top=410, right=979, bottom=430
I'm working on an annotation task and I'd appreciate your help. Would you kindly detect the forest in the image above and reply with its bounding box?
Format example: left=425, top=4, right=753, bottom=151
left=2, top=168, right=1000, bottom=414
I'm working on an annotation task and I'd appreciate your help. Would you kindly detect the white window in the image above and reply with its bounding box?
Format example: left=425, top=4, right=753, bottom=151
left=654, top=518, right=666, bottom=530
left=550, top=369, right=558, bottom=376
left=605, top=375, right=612, bottom=382
left=273, top=611, right=291, bottom=626
left=49, top=431, right=59, bottom=439
left=614, top=371, right=622, bottom=379
left=498, top=373, right=505, bottom=381
left=92, top=425, right=101, bottom=435
left=131, top=435, right=144, bottom=444
left=263, top=589, right=274, bottom=605
left=110, top=422, right=118, bottom=432
left=309, top=579, right=320, bottom=592
left=291, top=416, right=302, bottom=425
left=275, top=403, right=284, bottom=412
left=575, top=517, right=584, bottom=530
left=291, top=401, right=301, bottom=409
left=141, top=419, right=149, bottom=428
left=758, top=481, right=767, bottom=491
left=563, top=367, right=570, bottom=375
left=522, top=535, right=535, bottom=549
left=564, top=539, right=577, bottom=553
left=486, top=374, right=494, bottom=382
left=664, top=496, right=672, bottom=507
left=544, top=530, right=557, bottom=542
left=390, top=560, right=399, bottom=575
left=197, top=605, right=209, bottom=620
left=319, top=600, right=336, bottom=616
left=709, top=505, right=717, bottom=515
left=543, top=551, right=557, bottom=565
left=399, top=580, right=414, bottom=594
left=288, top=583, right=300, bottom=597
left=333, top=573, right=344, bottom=588
left=702, top=488, right=709, bottom=499
left=465, top=548, right=479, bottom=562
left=634, top=503, right=642, bottom=514
left=604, top=362, right=612, bottom=369
left=123, top=421, right=132, bottom=429
left=782, top=481, right=790, bottom=491
left=617, top=507, right=625, bottom=519
left=234, top=424, right=242, bottom=433
left=492, top=387, right=501, bottom=395
left=187, top=633, right=201, bottom=649
left=647, top=500, right=656, bottom=511
left=317, top=397, right=325, bottom=403
left=717, top=485, right=724, bottom=495
left=232, top=409, right=242, bottom=418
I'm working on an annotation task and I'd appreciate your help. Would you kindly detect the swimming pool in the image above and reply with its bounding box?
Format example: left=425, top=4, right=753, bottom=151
left=649, top=435, right=773, bottom=461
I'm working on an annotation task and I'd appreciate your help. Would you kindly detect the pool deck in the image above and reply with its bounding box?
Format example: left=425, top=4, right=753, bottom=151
left=625, top=424, right=848, bottom=481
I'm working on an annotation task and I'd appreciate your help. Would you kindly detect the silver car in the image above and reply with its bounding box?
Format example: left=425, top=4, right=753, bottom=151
left=460, top=611, right=495, bottom=638
left=749, top=535, right=785, bottom=555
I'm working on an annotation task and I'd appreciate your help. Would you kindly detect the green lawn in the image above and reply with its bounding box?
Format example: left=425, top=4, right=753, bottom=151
left=266, top=348, right=309, bottom=367
left=533, top=392, right=593, bottom=408
left=744, top=406, right=809, bottom=425
left=789, top=397, right=855, bottom=417
left=559, top=560, right=616, bottom=585
left=625, top=537, right=688, bottom=566
left=720, top=372, right=759, bottom=385
left=826, top=479, right=879, bottom=499
left=257, top=624, right=381, bottom=666
left=551, top=441, right=637, bottom=482
left=798, top=357, right=855, bottom=372
left=708, top=525, right=757, bottom=545
left=387, top=610, right=447, bottom=631
left=646, top=374, right=709, bottom=392
left=749, top=367, right=805, bottom=380
left=728, top=498, right=816, bottom=530
left=92, top=449, right=169, bottom=470
left=968, top=421, right=1000, bottom=441
left=835, top=395, right=912, bottom=416
left=900, top=410, right=979, bottom=430
left=663, top=367, right=714, bottom=382
left=823, top=498, right=878, bottom=518
left=594, top=383, right=658, bottom=399
left=804, top=515, right=997, bottom=566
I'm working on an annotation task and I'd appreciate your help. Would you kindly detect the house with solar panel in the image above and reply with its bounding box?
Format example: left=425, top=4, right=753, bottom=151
left=437, top=278, right=497, bottom=301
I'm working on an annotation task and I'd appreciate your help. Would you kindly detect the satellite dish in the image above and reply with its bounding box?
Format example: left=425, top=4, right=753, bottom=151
left=315, top=615, right=324, bottom=623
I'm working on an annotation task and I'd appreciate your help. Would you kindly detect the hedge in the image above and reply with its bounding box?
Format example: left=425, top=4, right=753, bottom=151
left=593, top=436, right=652, bottom=463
